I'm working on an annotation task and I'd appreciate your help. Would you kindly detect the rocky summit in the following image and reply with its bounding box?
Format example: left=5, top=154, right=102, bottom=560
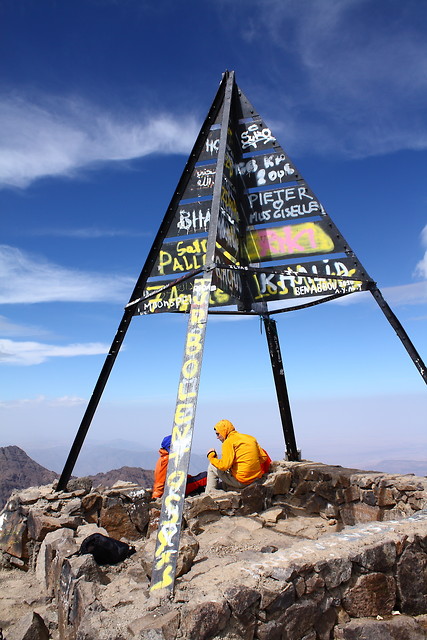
left=0, top=446, right=154, bottom=512
left=1, top=460, right=427, bottom=639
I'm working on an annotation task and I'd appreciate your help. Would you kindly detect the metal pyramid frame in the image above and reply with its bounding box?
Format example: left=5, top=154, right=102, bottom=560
left=57, top=71, right=426, bottom=593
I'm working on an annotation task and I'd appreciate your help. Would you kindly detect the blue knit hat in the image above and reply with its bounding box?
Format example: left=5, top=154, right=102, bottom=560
left=161, top=435, right=172, bottom=451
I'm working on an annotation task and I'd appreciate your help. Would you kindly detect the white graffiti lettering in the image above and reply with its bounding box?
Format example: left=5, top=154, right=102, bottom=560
left=205, top=137, right=220, bottom=156
left=177, top=206, right=211, bottom=233
left=236, top=154, right=295, bottom=186
left=240, top=123, right=276, bottom=150
left=195, top=167, right=216, bottom=189
left=247, top=187, right=322, bottom=223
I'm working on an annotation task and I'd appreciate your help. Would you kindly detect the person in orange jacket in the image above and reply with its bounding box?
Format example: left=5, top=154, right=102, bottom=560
left=206, top=419, right=271, bottom=494
left=152, top=435, right=207, bottom=499
left=152, top=435, right=172, bottom=499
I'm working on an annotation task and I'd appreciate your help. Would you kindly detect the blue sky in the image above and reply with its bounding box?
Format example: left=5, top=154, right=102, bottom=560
left=0, top=0, right=426, bottom=471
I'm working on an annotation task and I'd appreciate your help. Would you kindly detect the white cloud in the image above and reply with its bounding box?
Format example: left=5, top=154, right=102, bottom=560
left=333, top=282, right=427, bottom=307
left=31, top=227, right=151, bottom=239
left=0, top=95, right=199, bottom=188
left=0, top=338, right=108, bottom=365
left=0, top=395, right=86, bottom=408
left=0, top=245, right=134, bottom=304
left=222, top=0, right=427, bottom=157
left=51, top=396, right=87, bottom=406
left=415, top=224, right=427, bottom=279
left=381, top=281, right=427, bottom=306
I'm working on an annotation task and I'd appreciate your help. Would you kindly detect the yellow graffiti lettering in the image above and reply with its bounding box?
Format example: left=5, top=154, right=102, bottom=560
left=246, top=222, right=334, bottom=262
left=172, top=257, right=185, bottom=272
left=167, top=472, right=186, bottom=491
left=151, top=565, right=173, bottom=590
left=183, top=254, right=204, bottom=271
left=176, top=238, right=207, bottom=257
left=221, top=185, right=237, bottom=216
left=154, top=550, right=173, bottom=569
left=155, top=527, right=172, bottom=558
left=158, top=250, right=172, bottom=275
left=174, top=402, right=193, bottom=424
left=211, top=289, right=230, bottom=305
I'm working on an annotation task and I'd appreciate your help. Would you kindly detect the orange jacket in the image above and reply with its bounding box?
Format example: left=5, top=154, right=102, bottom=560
left=152, top=449, right=208, bottom=498
left=152, top=448, right=169, bottom=498
left=208, top=419, right=268, bottom=484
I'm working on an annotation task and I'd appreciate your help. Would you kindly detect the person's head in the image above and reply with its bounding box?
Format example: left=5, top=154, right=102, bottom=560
left=161, top=435, right=172, bottom=452
left=213, top=419, right=235, bottom=442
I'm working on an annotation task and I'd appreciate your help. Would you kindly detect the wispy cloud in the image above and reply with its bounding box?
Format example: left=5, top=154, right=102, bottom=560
left=381, top=281, right=427, bottom=307
left=30, top=227, right=151, bottom=239
left=0, top=245, right=134, bottom=304
left=0, top=94, right=199, bottom=189
left=0, top=395, right=86, bottom=407
left=0, top=339, right=108, bottom=365
left=223, top=0, right=427, bottom=157
left=333, top=281, right=427, bottom=308
left=415, top=224, right=427, bottom=279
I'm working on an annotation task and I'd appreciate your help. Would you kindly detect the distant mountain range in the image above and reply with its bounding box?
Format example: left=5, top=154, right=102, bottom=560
left=0, top=445, right=155, bottom=510
left=88, top=466, right=153, bottom=489
left=0, top=446, right=58, bottom=509
left=25, top=439, right=207, bottom=477
left=372, top=460, right=427, bottom=476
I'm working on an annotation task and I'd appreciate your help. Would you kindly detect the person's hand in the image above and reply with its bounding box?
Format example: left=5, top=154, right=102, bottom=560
left=207, top=448, right=217, bottom=458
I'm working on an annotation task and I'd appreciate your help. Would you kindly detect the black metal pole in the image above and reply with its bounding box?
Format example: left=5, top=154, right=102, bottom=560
left=262, top=315, right=299, bottom=461
left=370, top=286, right=427, bottom=385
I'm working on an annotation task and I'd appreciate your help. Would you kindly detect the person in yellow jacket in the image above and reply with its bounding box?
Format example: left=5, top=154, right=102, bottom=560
left=206, top=419, right=270, bottom=494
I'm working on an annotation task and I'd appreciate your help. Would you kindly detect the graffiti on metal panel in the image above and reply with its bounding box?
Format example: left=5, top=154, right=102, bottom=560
left=177, top=204, right=210, bottom=234
left=250, top=260, right=366, bottom=302
left=217, top=181, right=240, bottom=257
left=224, top=144, right=235, bottom=181
left=195, top=166, right=215, bottom=189
left=155, top=237, right=208, bottom=276
left=137, top=279, right=232, bottom=314
left=212, top=252, right=243, bottom=300
left=236, top=152, right=296, bottom=188
left=167, top=201, right=211, bottom=237
left=217, top=211, right=239, bottom=257
left=220, top=181, right=239, bottom=222
left=245, top=222, right=336, bottom=263
left=198, top=129, right=220, bottom=162
left=151, top=278, right=210, bottom=591
left=183, top=166, right=216, bottom=198
left=247, top=186, right=323, bottom=224
left=240, top=122, right=276, bottom=150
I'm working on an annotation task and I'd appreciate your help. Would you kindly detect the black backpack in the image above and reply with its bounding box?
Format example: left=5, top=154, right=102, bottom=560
left=79, top=533, right=136, bottom=565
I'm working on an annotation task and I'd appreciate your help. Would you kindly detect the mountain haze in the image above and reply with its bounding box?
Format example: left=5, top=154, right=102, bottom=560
left=26, top=440, right=207, bottom=476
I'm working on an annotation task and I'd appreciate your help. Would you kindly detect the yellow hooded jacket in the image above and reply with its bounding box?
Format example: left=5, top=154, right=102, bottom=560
left=208, top=419, right=268, bottom=484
